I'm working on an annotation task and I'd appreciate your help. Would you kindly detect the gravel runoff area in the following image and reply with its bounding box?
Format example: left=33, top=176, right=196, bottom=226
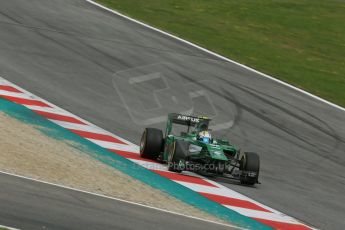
left=0, top=112, right=224, bottom=223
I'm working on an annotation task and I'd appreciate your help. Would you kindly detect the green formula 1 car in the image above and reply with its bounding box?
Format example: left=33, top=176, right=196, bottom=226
left=140, top=113, right=260, bottom=185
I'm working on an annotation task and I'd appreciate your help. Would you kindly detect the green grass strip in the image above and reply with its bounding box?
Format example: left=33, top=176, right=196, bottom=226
left=0, top=98, right=272, bottom=229
left=96, top=0, right=345, bottom=108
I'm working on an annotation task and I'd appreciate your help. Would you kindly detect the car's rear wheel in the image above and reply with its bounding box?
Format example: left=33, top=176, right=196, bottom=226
left=240, top=152, right=260, bottom=185
left=168, top=140, right=189, bottom=173
left=140, top=128, right=163, bottom=159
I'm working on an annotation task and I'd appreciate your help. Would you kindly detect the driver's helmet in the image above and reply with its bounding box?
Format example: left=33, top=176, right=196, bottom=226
left=198, top=131, right=212, bottom=144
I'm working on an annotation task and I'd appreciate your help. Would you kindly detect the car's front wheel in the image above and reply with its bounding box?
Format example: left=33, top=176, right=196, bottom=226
left=239, top=152, right=260, bottom=185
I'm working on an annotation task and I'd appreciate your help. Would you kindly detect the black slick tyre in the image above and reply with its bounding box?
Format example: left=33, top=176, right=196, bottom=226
left=168, top=140, right=189, bottom=173
left=140, top=128, right=163, bottom=159
left=240, top=152, right=260, bottom=185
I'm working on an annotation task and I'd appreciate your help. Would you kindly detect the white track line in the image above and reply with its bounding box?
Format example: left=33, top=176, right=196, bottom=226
left=225, top=206, right=299, bottom=224
left=86, top=0, right=345, bottom=113
left=0, top=224, right=20, bottom=230
left=0, top=170, right=243, bottom=229
left=90, top=139, right=139, bottom=152
left=0, top=90, right=36, bottom=100
left=25, top=105, right=81, bottom=117
left=50, top=120, right=111, bottom=134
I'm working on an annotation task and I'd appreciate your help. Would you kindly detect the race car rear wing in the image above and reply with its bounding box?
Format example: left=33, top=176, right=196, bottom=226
left=166, top=113, right=211, bottom=135
left=168, top=113, right=205, bottom=125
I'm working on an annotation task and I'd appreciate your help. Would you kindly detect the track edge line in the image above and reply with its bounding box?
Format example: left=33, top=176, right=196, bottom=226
left=85, top=0, right=345, bottom=113
left=0, top=170, right=243, bottom=229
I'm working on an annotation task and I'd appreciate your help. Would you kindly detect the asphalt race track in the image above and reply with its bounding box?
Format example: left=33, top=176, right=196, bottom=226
left=0, top=0, right=345, bottom=229
left=0, top=172, right=235, bottom=230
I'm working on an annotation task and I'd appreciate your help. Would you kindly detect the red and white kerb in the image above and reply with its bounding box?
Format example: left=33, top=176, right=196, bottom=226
left=0, top=78, right=315, bottom=230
